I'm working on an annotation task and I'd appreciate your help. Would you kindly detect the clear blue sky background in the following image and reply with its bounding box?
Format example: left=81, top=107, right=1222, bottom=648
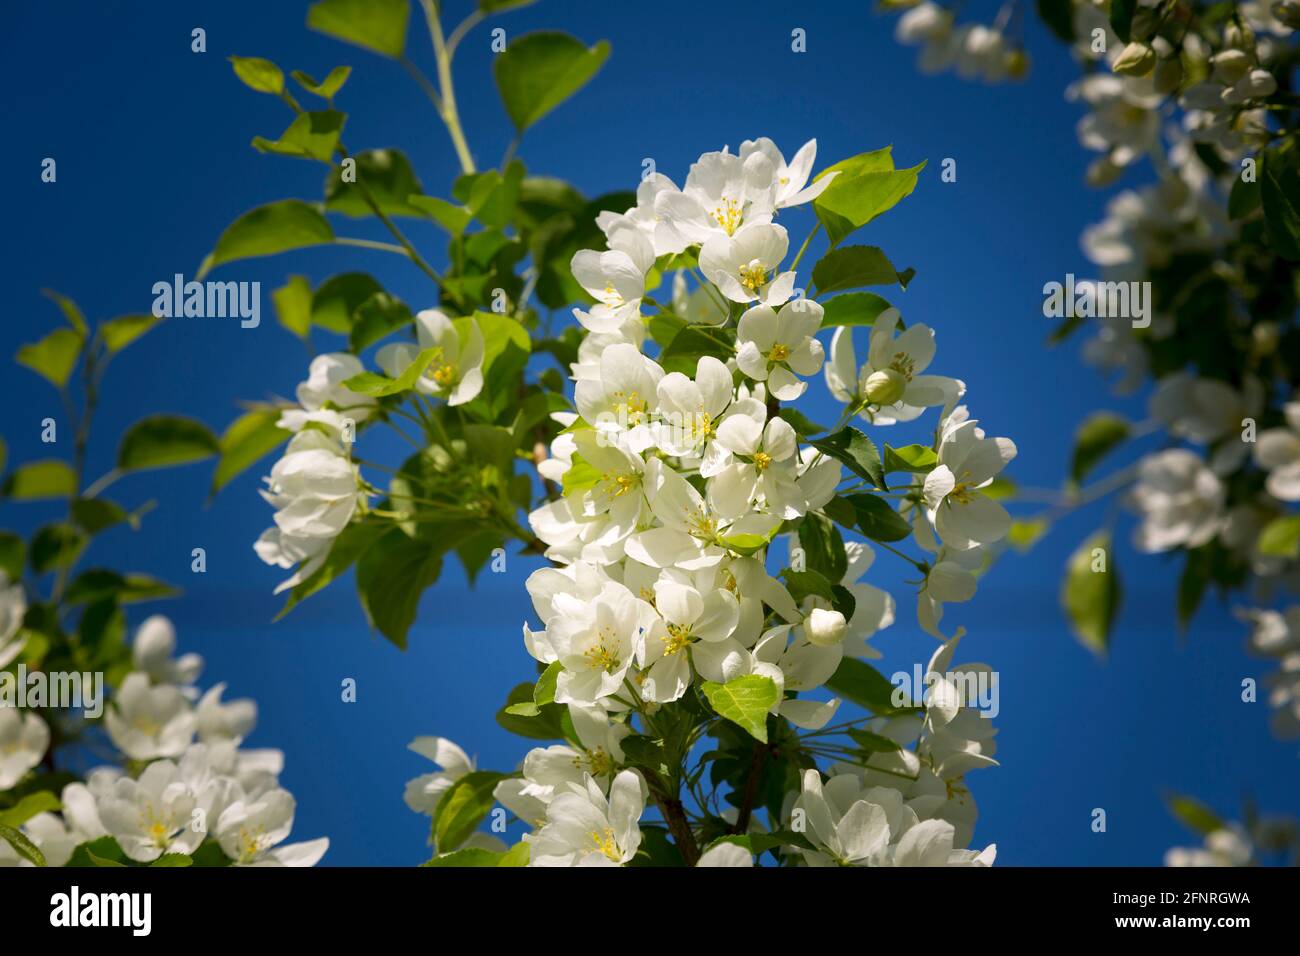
left=3, top=0, right=1296, bottom=866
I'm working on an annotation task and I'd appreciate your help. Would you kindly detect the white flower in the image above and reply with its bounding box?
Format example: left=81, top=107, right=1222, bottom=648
left=97, top=759, right=206, bottom=863
left=655, top=150, right=775, bottom=246
left=827, top=310, right=963, bottom=423
left=574, top=343, right=664, bottom=454
left=596, top=172, right=690, bottom=257
left=1254, top=402, right=1300, bottom=501
left=654, top=355, right=736, bottom=461
left=670, top=270, right=728, bottom=326
left=278, top=352, right=377, bottom=434
left=1068, top=73, right=1162, bottom=166
left=104, top=672, right=196, bottom=761
left=216, top=788, right=327, bottom=866
left=639, top=570, right=742, bottom=702
left=918, top=544, right=983, bottom=639
left=376, top=309, right=485, bottom=406
left=131, top=615, right=202, bottom=687
left=195, top=683, right=257, bottom=744
left=1165, top=826, right=1253, bottom=867
left=838, top=541, right=895, bottom=657
left=750, top=624, right=842, bottom=729
left=529, top=770, right=646, bottom=867
left=0, top=572, right=27, bottom=670
left=254, top=429, right=364, bottom=593
left=923, top=418, right=1017, bottom=549
left=571, top=222, right=655, bottom=333
left=697, top=841, right=754, bottom=866
left=737, top=137, right=836, bottom=209
left=735, top=297, right=825, bottom=400
left=549, top=580, right=654, bottom=705
left=710, top=410, right=804, bottom=519
left=404, top=736, right=475, bottom=815
left=1128, top=449, right=1224, bottom=553
left=0, top=707, right=48, bottom=789
left=514, top=704, right=629, bottom=803
left=805, top=608, right=847, bottom=647
left=700, top=223, right=796, bottom=307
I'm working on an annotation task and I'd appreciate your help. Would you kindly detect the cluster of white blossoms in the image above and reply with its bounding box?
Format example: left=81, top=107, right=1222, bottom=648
left=253, top=308, right=490, bottom=594
left=408, top=139, right=1014, bottom=866
left=0, top=616, right=327, bottom=867
left=893, top=3, right=1028, bottom=84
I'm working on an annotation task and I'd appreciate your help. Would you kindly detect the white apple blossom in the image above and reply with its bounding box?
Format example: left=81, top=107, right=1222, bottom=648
left=277, top=352, right=377, bottom=435
left=529, top=770, right=646, bottom=867
left=104, top=672, right=197, bottom=761
left=131, top=614, right=202, bottom=687
left=0, top=706, right=48, bottom=789
left=654, top=150, right=775, bottom=246
left=924, top=417, right=1017, bottom=549
left=570, top=222, right=655, bottom=334
left=700, top=223, right=796, bottom=307
left=403, top=736, right=475, bottom=815
left=376, top=308, right=485, bottom=406
left=738, top=137, right=836, bottom=209
left=735, top=297, right=825, bottom=400
left=1128, top=449, right=1225, bottom=553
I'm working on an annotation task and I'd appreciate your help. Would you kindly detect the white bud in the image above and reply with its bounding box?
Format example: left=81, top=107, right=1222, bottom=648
left=806, top=608, right=847, bottom=647
left=864, top=368, right=907, bottom=406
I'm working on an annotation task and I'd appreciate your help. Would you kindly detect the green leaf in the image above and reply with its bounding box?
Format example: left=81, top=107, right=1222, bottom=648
left=432, top=771, right=507, bottom=851
left=30, top=523, right=86, bottom=573
left=212, top=409, right=291, bottom=495
left=479, top=0, right=537, bottom=11
left=844, top=492, right=911, bottom=543
left=0, top=824, right=45, bottom=866
left=798, top=512, right=847, bottom=582
left=271, top=276, right=313, bottom=339
left=311, top=272, right=384, bottom=333
left=343, top=346, right=439, bottom=396
left=847, top=728, right=903, bottom=753
left=701, top=675, right=779, bottom=743
left=882, top=443, right=936, bottom=474
left=151, top=853, right=193, bottom=867
left=1166, top=793, right=1225, bottom=837
left=42, top=289, right=88, bottom=338
left=813, top=148, right=925, bottom=246
left=100, top=314, right=162, bottom=354
left=307, top=0, right=409, bottom=57
left=355, top=528, right=444, bottom=648
left=812, top=246, right=908, bottom=294
left=1228, top=170, right=1261, bottom=220
left=276, top=521, right=386, bottom=619
left=16, top=328, right=82, bottom=388
left=117, top=416, right=219, bottom=472
left=326, top=148, right=427, bottom=218
left=1070, top=412, right=1130, bottom=484
left=71, top=496, right=132, bottom=534
left=291, top=65, right=352, bottom=100
left=252, top=109, right=345, bottom=162
left=348, top=292, right=413, bottom=352
left=1109, top=0, right=1136, bottom=42
left=229, top=56, right=285, bottom=95
left=0, top=792, right=62, bottom=828
left=495, top=682, right=570, bottom=740
left=407, top=195, right=473, bottom=235
left=781, top=568, right=835, bottom=605
left=493, top=32, right=611, bottom=131
left=659, top=325, right=736, bottom=375
left=1007, top=518, right=1048, bottom=553
left=808, top=427, right=884, bottom=487
left=64, top=570, right=178, bottom=606
left=2, top=460, right=76, bottom=500
left=1037, top=0, right=1077, bottom=42
left=65, top=835, right=127, bottom=867
left=819, top=291, right=894, bottom=328
left=1261, top=139, right=1300, bottom=261
left=0, top=532, right=24, bottom=579
left=825, top=657, right=903, bottom=715
left=1062, top=530, right=1121, bottom=654
left=777, top=408, right=826, bottom=437
left=1258, top=515, right=1300, bottom=558
left=201, top=200, right=335, bottom=275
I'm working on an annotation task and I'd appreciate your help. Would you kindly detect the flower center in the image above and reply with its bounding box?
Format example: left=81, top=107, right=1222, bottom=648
left=432, top=364, right=457, bottom=387
left=663, top=622, right=694, bottom=656
left=739, top=261, right=769, bottom=294
left=768, top=342, right=791, bottom=363
left=583, top=638, right=622, bottom=674
left=710, top=198, right=743, bottom=236
left=753, top=451, right=773, bottom=472
left=588, top=826, right=622, bottom=862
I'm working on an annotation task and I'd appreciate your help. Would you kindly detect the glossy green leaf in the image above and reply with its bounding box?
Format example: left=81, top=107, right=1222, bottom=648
left=100, top=314, right=162, bottom=354
left=702, top=675, right=779, bottom=743
left=252, top=109, right=345, bottom=162
left=2, top=460, right=76, bottom=500
left=271, top=276, right=313, bottom=339
left=812, top=246, right=908, bottom=294
left=819, top=291, right=894, bottom=328
left=229, top=56, right=285, bottom=95
left=307, top=0, right=409, bottom=57
left=1062, top=530, right=1121, bottom=654
left=432, top=771, right=507, bottom=851
left=813, top=148, right=925, bottom=246
left=493, top=32, right=610, bottom=131
left=212, top=409, right=291, bottom=495
left=16, top=328, right=82, bottom=388
left=117, top=416, right=219, bottom=472
left=326, top=148, right=427, bottom=218
left=291, top=65, right=352, bottom=100
left=808, top=427, right=884, bottom=487
left=201, top=200, right=335, bottom=275
left=1070, top=412, right=1130, bottom=484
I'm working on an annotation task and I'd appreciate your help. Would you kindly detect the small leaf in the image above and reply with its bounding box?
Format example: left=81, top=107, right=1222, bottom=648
left=0, top=792, right=62, bottom=828
left=2, top=460, right=76, bottom=500
left=701, top=675, right=779, bottom=743
left=0, top=824, right=45, bottom=866
left=812, top=148, right=925, bottom=246
left=493, top=32, right=611, bottom=131
left=1062, top=530, right=1121, bottom=654
left=1261, top=139, right=1300, bottom=261
left=1166, top=793, right=1225, bottom=837
left=844, top=492, right=911, bottom=543
left=825, top=658, right=903, bottom=715
left=30, top=523, right=86, bottom=573
left=1258, top=515, right=1300, bottom=558
left=407, top=195, right=473, bottom=234
left=42, top=289, right=88, bottom=337
left=882, top=443, right=937, bottom=474
left=311, top=272, right=384, bottom=333
left=229, top=55, right=285, bottom=95
left=17, top=328, right=82, bottom=388
left=432, top=771, right=507, bottom=851
left=100, top=314, right=162, bottom=354
left=307, top=0, right=409, bottom=57
left=272, top=276, right=313, bottom=339
left=202, top=200, right=335, bottom=275
left=1070, top=412, right=1130, bottom=484
left=342, top=346, right=439, bottom=396
left=808, top=427, right=884, bottom=487
left=812, top=246, right=908, bottom=293
left=326, top=148, right=427, bottom=218
left=292, top=65, right=352, bottom=100
left=117, top=416, right=219, bottom=472
left=212, top=409, right=291, bottom=495
left=819, top=291, right=894, bottom=328
left=1037, top=0, right=1077, bottom=42
left=1109, top=0, right=1136, bottom=42
left=252, top=109, right=345, bottom=162
left=355, top=528, right=444, bottom=648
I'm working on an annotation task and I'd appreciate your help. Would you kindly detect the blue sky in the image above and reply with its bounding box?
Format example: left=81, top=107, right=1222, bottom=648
left=3, top=0, right=1296, bottom=865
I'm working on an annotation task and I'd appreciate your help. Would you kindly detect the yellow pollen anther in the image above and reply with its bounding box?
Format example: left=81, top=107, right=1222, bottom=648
left=432, top=364, right=456, bottom=387
left=663, top=623, right=693, bottom=656
left=583, top=642, right=621, bottom=674
left=768, top=343, right=791, bottom=363
left=588, top=826, right=621, bottom=862
left=738, top=262, right=768, bottom=294
left=753, top=451, right=773, bottom=472
left=710, top=198, right=743, bottom=236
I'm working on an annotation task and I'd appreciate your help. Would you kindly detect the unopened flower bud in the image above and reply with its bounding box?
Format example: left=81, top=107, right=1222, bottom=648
left=1153, top=57, right=1183, bottom=95
left=864, top=368, right=907, bottom=406
left=1212, top=49, right=1253, bottom=84
left=1086, top=156, right=1124, bottom=188
left=1003, top=48, right=1030, bottom=79
left=806, top=608, right=847, bottom=647
left=1275, top=1, right=1300, bottom=30
left=1113, top=41, right=1157, bottom=77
